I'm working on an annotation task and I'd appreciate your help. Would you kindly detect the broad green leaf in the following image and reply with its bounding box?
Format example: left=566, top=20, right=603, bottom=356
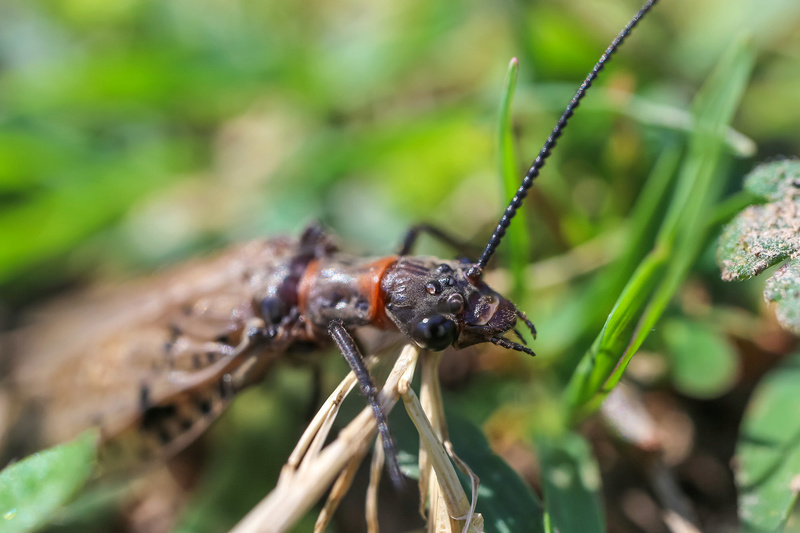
left=0, top=431, right=98, bottom=533
left=662, top=319, right=739, bottom=399
left=538, top=432, right=604, bottom=533
left=393, top=407, right=545, bottom=533
left=736, top=353, right=800, bottom=532
left=764, top=260, right=800, bottom=335
left=448, top=410, right=545, bottom=533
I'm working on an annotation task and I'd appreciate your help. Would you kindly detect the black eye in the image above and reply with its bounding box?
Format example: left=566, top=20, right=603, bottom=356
left=412, top=316, right=457, bottom=351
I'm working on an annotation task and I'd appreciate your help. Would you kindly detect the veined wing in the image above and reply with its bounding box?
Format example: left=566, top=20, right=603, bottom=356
left=6, top=237, right=299, bottom=463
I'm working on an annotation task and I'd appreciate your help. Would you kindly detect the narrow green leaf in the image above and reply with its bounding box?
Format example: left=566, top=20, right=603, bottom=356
left=736, top=353, right=800, bottom=532
left=599, top=35, right=755, bottom=401
left=497, top=57, right=530, bottom=307
left=538, top=432, right=604, bottom=533
left=564, top=35, right=755, bottom=419
left=565, top=247, right=668, bottom=412
left=0, top=431, right=98, bottom=533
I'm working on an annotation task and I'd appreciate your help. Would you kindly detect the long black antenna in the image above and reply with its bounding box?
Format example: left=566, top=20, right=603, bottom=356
left=468, top=0, right=658, bottom=281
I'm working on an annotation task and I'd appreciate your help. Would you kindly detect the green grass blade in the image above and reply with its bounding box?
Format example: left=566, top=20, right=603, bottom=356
left=497, top=57, right=530, bottom=307
left=564, top=36, right=756, bottom=419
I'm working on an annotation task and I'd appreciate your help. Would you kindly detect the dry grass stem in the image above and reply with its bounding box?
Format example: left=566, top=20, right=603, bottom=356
left=401, top=351, right=483, bottom=533
left=231, top=345, right=419, bottom=533
left=366, top=438, right=384, bottom=533
left=281, top=359, right=363, bottom=476
left=313, top=447, right=369, bottom=532
left=231, top=343, right=482, bottom=533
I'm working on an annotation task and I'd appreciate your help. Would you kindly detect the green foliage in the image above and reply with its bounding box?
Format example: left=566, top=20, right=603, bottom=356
left=717, top=161, right=800, bottom=282
left=538, top=432, right=604, bottom=533
left=718, top=160, right=800, bottom=333
left=393, top=405, right=545, bottom=532
left=497, top=57, right=531, bottom=307
left=5, top=0, right=800, bottom=531
left=717, top=157, right=800, bottom=529
left=564, top=36, right=755, bottom=419
left=0, top=431, right=98, bottom=533
left=764, top=261, right=800, bottom=335
left=736, top=354, right=800, bottom=532
left=662, top=319, right=739, bottom=399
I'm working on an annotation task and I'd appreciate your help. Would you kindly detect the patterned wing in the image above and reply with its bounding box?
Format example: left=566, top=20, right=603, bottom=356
left=5, top=238, right=299, bottom=466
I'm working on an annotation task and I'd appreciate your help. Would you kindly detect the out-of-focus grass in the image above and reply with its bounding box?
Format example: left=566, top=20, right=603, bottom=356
left=3, top=0, right=800, bottom=531
left=3, top=0, right=798, bottom=298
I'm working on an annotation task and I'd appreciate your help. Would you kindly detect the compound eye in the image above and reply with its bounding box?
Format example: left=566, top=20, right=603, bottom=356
left=412, top=316, right=457, bottom=351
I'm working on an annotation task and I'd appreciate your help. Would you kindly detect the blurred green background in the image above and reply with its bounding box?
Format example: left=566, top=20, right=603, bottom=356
left=3, top=0, right=799, bottom=304
left=3, top=0, right=800, bottom=531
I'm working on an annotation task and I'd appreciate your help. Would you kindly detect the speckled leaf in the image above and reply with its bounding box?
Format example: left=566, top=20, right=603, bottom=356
left=744, top=160, right=800, bottom=202
left=717, top=200, right=800, bottom=281
left=736, top=354, right=800, bottom=533
left=0, top=431, right=98, bottom=533
left=764, top=259, right=800, bottom=335
left=718, top=160, right=800, bottom=281
left=538, top=432, right=604, bottom=533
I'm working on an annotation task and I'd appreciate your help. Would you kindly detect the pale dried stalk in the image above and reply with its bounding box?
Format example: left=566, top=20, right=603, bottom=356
left=366, top=437, right=384, bottom=533
left=421, top=352, right=480, bottom=532
left=231, top=345, right=419, bottom=533
left=400, top=351, right=483, bottom=533
left=232, top=343, right=483, bottom=533
left=313, top=447, right=369, bottom=533
left=280, top=359, right=362, bottom=477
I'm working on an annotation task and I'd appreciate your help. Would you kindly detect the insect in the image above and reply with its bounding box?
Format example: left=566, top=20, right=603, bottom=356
left=4, top=0, right=657, bottom=492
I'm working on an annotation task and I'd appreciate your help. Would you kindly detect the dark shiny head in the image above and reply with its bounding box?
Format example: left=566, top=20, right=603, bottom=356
left=380, top=257, right=535, bottom=355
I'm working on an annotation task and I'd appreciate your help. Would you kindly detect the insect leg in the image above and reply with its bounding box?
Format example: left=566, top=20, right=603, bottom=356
left=167, top=318, right=272, bottom=391
left=327, top=320, right=404, bottom=487
left=398, top=223, right=479, bottom=257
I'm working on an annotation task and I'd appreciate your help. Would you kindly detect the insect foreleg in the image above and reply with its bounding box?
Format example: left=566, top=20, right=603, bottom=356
left=327, top=320, right=404, bottom=487
left=398, top=223, right=479, bottom=258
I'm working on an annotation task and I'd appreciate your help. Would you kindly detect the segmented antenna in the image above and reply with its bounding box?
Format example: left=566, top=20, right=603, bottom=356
left=468, top=0, right=658, bottom=281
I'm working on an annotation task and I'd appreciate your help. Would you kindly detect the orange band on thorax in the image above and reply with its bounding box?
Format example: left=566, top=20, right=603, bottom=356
left=297, top=255, right=397, bottom=328
left=297, top=258, right=321, bottom=317
left=359, top=256, right=397, bottom=328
